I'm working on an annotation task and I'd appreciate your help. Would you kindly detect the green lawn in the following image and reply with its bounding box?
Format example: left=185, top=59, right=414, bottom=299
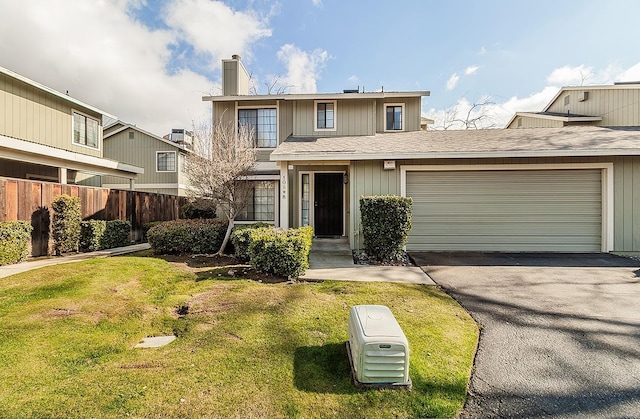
left=0, top=256, right=478, bottom=418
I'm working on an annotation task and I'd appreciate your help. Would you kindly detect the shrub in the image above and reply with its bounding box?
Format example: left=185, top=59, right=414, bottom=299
left=248, top=226, right=314, bottom=278
left=80, top=220, right=107, bottom=252
left=102, top=220, right=131, bottom=249
left=142, top=221, right=161, bottom=242
left=180, top=201, right=216, bottom=219
left=230, top=222, right=272, bottom=260
left=360, top=195, right=413, bottom=262
left=147, top=219, right=228, bottom=254
left=0, top=221, right=33, bottom=265
left=52, top=194, right=81, bottom=255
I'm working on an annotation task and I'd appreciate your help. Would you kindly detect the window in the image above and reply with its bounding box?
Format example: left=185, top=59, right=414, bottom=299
left=237, top=181, right=276, bottom=221
left=238, top=108, right=277, bottom=148
left=129, top=131, right=135, bottom=140
left=156, top=151, right=176, bottom=172
left=564, top=95, right=570, bottom=106
left=73, top=112, right=99, bottom=148
left=385, top=104, right=404, bottom=131
left=315, top=101, right=336, bottom=130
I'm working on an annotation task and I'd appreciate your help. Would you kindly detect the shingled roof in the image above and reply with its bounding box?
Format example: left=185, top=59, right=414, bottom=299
left=270, top=126, right=640, bottom=161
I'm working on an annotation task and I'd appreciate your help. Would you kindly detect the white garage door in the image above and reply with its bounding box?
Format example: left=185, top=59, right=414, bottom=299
left=406, top=169, right=602, bottom=252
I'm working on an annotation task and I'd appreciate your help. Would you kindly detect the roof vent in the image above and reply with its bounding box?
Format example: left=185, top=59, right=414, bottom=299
left=232, top=54, right=241, bottom=61
left=343, top=89, right=359, bottom=93
left=614, top=81, right=640, bottom=85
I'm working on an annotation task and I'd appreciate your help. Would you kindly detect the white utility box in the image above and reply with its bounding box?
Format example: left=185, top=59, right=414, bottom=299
left=347, top=305, right=411, bottom=388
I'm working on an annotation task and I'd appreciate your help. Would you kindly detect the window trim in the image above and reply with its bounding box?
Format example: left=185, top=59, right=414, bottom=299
left=236, top=104, right=279, bottom=149
left=71, top=109, right=101, bottom=151
left=156, top=150, right=177, bottom=173
left=383, top=103, right=405, bottom=132
left=314, top=100, right=337, bottom=132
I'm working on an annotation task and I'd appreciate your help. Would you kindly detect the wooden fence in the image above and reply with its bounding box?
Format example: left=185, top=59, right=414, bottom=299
left=0, top=177, right=187, bottom=256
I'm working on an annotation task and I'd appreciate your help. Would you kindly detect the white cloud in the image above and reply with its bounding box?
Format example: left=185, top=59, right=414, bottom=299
left=427, top=61, right=640, bottom=129
left=312, top=0, right=323, bottom=6
left=546, top=64, right=594, bottom=86
left=464, top=66, right=479, bottom=76
left=277, top=44, right=329, bottom=93
left=0, top=0, right=273, bottom=135
left=163, top=0, right=271, bottom=68
left=616, top=62, right=640, bottom=82
left=347, top=75, right=359, bottom=84
left=446, top=73, right=459, bottom=90
left=478, top=46, right=487, bottom=55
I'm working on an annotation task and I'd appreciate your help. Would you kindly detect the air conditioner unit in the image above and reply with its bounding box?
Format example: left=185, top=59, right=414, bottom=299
left=347, top=305, right=411, bottom=389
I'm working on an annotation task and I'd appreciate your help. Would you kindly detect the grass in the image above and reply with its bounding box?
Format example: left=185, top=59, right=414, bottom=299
left=0, top=255, right=478, bottom=418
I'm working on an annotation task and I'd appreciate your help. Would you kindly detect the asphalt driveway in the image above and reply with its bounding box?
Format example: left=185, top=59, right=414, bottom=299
left=410, top=252, right=640, bottom=418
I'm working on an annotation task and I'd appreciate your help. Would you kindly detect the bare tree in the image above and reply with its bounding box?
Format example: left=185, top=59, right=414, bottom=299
left=185, top=118, right=256, bottom=255
left=430, top=96, right=498, bottom=130
left=248, top=71, right=293, bottom=95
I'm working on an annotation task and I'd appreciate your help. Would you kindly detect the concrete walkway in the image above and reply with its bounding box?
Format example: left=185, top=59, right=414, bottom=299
left=300, top=238, right=433, bottom=284
left=0, top=243, right=150, bottom=279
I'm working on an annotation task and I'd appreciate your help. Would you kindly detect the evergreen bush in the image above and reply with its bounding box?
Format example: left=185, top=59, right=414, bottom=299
left=147, top=219, right=227, bottom=254
left=230, top=222, right=272, bottom=260
left=52, top=194, right=81, bottom=255
left=360, top=195, right=413, bottom=262
left=0, top=221, right=33, bottom=265
left=248, top=226, right=313, bottom=278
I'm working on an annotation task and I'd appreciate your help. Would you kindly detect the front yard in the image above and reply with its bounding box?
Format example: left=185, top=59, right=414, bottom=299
left=0, top=254, right=478, bottom=418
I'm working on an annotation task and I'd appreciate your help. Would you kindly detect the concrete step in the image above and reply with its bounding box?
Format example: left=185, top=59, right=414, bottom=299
left=311, top=238, right=351, bottom=255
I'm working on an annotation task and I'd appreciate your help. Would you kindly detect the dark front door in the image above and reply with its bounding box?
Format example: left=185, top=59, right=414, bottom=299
left=314, top=173, right=343, bottom=237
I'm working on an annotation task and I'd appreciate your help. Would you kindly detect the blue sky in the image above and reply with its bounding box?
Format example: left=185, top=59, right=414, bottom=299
left=1, top=0, right=639, bottom=134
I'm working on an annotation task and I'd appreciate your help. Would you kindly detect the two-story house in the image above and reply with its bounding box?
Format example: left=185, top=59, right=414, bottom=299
left=506, top=82, right=640, bottom=129
left=0, top=66, right=142, bottom=187
left=102, top=122, right=191, bottom=196
left=204, top=57, right=640, bottom=255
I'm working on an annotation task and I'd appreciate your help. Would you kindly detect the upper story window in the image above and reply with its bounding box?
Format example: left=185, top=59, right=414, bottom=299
left=384, top=103, right=404, bottom=131
left=73, top=111, right=99, bottom=149
left=315, top=100, right=336, bottom=131
left=157, top=151, right=176, bottom=172
left=238, top=108, right=277, bottom=148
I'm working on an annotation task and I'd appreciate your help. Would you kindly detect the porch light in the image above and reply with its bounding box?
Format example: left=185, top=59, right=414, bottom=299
left=343, top=173, right=349, bottom=184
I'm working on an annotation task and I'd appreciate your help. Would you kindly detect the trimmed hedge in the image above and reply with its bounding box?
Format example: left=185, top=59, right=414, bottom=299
left=147, top=219, right=228, bottom=254
left=248, top=226, right=313, bottom=278
left=52, top=194, right=81, bottom=255
left=80, top=220, right=131, bottom=251
left=103, top=220, right=132, bottom=249
left=80, top=220, right=107, bottom=252
left=230, top=222, right=272, bottom=260
left=180, top=201, right=216, bottom=219
left=360, top=195, right=413, bottom=262
left=0, top=221, right=33, bottom=266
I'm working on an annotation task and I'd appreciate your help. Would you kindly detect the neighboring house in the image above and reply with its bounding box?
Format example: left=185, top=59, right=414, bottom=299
left=0, top=66, right=142, bottom=186
left=204, top=56, right=640, bottom=255
left=506, top=82, right=640, bottom=129
left=102, top=122, right=191, bottom=196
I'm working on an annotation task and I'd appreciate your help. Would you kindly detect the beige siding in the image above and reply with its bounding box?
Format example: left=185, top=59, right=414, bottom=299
left=102, top=129, right=181, bottom=188
left=547, top=88, right=640, bottom=126
left=375, top=97, right=421, bottom=132
left=507, top=116, right=564, bottom=129
left=213, top=102, right=235, bottom=126
left=279, top=100, right=294, bottom=141
left=348, top=156, right=640, bottom=253
left=294, top=99, right=375, bottom=137
left=0, top=72, right=103, bottom=157
left=222, top=60, right=249, bottom=96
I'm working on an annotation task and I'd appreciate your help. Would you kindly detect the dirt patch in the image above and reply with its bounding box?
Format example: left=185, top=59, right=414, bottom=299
left=149, top=253, right=290, bottom=283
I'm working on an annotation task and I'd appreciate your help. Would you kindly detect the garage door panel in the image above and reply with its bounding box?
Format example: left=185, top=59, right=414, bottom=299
left=406, top=169, right=602, bottom=252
